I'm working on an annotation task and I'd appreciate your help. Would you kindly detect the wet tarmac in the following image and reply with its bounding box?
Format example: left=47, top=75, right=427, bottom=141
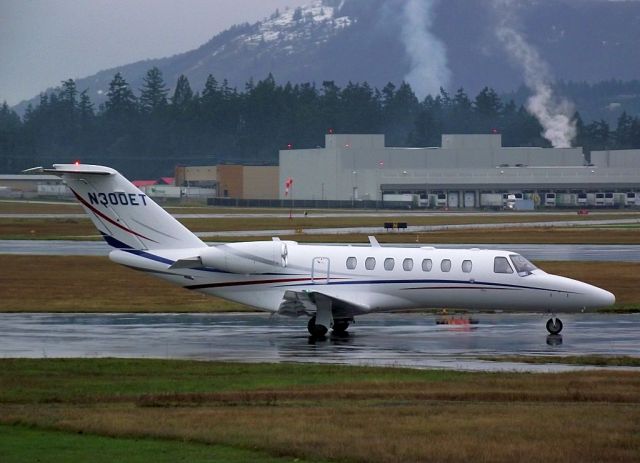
left=2, top=239, right=640, bottom=261
left=1, top=312, right=638, bottom=372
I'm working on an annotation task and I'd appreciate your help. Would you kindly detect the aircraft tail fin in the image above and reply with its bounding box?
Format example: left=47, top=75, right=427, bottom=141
left=45, top=164, right=206, bottom=251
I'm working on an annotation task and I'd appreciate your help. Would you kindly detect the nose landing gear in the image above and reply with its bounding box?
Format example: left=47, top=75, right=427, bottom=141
left=546, top=317, right=563, bottom=335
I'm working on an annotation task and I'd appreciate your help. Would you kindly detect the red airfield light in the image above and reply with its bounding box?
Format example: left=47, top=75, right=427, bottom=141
left=74, top=160, right=80, bottom=165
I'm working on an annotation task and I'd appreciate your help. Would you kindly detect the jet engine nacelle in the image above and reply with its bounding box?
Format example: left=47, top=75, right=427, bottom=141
left=199, top=240, right=291, bottom=274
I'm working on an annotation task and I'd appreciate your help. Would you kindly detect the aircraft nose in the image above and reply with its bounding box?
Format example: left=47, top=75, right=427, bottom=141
left=583, top=283, right=615, bottom=308
left=596, top=287, right=616, bottom=307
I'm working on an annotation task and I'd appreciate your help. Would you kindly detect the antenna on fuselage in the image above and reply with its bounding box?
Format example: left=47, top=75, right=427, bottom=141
left=368, top=236, right=381, bottom=248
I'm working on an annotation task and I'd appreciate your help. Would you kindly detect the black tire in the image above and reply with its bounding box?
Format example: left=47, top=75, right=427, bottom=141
left=307, top=316, right=328, bottom=338
left=307, top=316, right=316, bottom=335
left=332, top=320, right=350, bottom=333
left=546, top=317, right=563, bottom=335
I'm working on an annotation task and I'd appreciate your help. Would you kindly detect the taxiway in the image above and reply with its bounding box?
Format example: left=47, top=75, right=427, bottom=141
left=1, top=312, right=637, bottom=372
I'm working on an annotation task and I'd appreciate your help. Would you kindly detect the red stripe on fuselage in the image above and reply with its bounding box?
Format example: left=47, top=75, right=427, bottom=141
left=185, top=276, right=347, bottom=290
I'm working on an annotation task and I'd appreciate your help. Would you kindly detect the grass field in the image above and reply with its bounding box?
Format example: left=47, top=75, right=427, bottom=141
left=0, top=255, right=637, bottom=312
left=0, top=425, right=313, bottom=463
left=0, top=199, right=335, bottom=216
left=0, top=255, right=250, bottom=312
left=0, top=359, right=638, bottom=463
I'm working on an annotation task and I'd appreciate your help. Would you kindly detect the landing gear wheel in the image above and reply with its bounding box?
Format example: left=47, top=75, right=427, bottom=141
left=307, top=316, right=328, bottom=338
left=332, top=320, right=350, bottom=334
left=546, top=317, right=563, bottom=335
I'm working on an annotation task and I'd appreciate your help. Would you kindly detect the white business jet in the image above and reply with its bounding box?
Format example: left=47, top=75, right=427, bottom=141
left=41, top=164, right=615, bottom=337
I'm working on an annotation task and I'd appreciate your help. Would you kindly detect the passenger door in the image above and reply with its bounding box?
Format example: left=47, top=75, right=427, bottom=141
left=311, top=257, right=331, bottom=284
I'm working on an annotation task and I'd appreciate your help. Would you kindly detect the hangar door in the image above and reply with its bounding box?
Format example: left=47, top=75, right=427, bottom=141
left=447, top=192, right=459, bottom=208
left=464, top=192, right=476, bottom=208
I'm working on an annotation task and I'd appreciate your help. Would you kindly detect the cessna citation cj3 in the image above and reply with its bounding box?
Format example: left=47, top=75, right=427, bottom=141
left=42, top=164, right=615, bottom=337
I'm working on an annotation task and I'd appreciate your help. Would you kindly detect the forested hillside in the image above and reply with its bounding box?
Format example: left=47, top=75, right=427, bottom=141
left=1, top=70, right=639, bottom=178
left=12, top=0, right=640, bottom=122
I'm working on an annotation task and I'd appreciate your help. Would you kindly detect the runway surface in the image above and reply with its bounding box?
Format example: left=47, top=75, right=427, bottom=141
left=1, top=312, right=638, bottom=372
left=1, top=239, right=639, bottom=261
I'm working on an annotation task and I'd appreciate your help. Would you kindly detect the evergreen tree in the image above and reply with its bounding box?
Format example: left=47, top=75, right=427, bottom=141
left=450, top=88, right=473, bottom=132
left=382, top=82, right=419, bottom=145
left=104, top=72, right=137, bottom=117
left=78, top=90, right=94, bottom=121
left=320, top=80, right=340, bottom=132
left=615, top=112, right=635, bottom=148
left=139, top=67, right=168, bottom=113
left=201, top=74, right=220, bottom=107
left=60, top=79, right=78, bottom=107
left=339, top=81, right=381, bottom=133
left=631, top=117, right=640, bottom=148
left=171, top=75, right=194, bottom=108
left=7, top=73, right=640, bottom=177
left=0, top=102, right=23, bottom=171
left=474, top=87, right=502, bottom=117
left=572, top=112, right=586, bottom=149
left=584, top=120, right=611, bottom=150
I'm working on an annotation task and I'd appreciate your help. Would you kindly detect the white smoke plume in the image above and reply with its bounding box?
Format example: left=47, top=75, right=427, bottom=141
left=494, top=1, right=576, bottom=148
left=401, top=0, right=451, bottom=100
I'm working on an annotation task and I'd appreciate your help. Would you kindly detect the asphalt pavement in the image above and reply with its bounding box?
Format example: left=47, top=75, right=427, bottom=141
left=1, top=312, right=638, bottom=372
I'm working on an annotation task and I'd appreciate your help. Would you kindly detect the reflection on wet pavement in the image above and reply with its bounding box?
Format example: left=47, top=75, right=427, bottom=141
left=1, top=313, right=638, bottom=372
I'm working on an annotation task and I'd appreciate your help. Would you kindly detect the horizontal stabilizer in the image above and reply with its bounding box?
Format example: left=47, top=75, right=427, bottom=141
left=43, top=164, right=115, bottom=176
left=21, top=166, right=44, bottom=174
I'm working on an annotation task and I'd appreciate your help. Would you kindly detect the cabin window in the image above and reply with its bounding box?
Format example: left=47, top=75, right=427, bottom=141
left=346, top=257, right=357, bottom=270
left=384, top=258, right=395, bottom=271
left=403, top=258, right=414, bottom=271
left=462, top=260, right=472, bottom=273
left=422, top=258, right=432, bottom=272
left=510, top=254, right=537, bottom=276
left=494, top=256, right=514, bottom=274
left=365, top=257, right=376, bottom=270
left=440, top=259, right=452, bottom=272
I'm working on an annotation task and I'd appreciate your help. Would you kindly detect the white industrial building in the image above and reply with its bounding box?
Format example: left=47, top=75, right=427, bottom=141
left=279, top=134, right=640, bottom=208
left=0, top=174, right=69, bottom=198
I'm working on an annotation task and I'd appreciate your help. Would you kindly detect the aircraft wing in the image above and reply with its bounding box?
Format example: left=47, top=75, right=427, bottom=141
left=277, top=290, right=369, bottom=318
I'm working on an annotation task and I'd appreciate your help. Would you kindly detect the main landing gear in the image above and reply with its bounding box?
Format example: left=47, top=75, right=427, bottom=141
left=307, top=316, right=328, bottom=337
left=546, top=317, right=563, bottom=335
left=307, top=316, right=351, bottom=338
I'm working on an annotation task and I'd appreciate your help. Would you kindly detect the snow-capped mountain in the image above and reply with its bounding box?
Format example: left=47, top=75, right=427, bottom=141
left=14, top=0, right=640, bottom=114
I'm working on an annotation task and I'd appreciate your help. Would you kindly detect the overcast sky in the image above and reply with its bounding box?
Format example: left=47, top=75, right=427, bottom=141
left=0, top=0, right=309, bottom=106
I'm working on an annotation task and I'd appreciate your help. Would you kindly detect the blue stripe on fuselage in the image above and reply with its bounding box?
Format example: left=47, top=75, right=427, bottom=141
left=272, top=278, right=576, bottom=294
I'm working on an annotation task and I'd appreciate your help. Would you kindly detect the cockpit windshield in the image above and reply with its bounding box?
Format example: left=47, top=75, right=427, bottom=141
left=509, top=254, right=538, bottom=276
